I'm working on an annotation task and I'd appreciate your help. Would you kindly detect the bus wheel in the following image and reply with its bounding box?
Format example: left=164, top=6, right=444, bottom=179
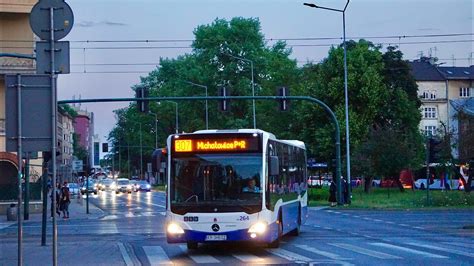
left=268, top=221, right=282, bottom=248
left=187, top=241, right=198, bottom=250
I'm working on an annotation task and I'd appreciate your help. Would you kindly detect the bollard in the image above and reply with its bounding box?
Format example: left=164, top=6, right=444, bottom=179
left=7, top=203, right=18, bottom=221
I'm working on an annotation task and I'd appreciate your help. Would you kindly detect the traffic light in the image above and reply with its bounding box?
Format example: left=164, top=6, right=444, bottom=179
left=277, top=86, right=289, bottom=111
left=152, top=148, right=167, bottom=173
left=428, top=138, right=443, bottom=163
left=135, top=85, right=149, bottom=113
left=219, top=86, right=230, bottom=112
left=102, top=143, right=109, bottom=153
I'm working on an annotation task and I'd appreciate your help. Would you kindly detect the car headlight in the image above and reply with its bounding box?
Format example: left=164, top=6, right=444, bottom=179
left=127, top=185, right=132, bottom=189
left=111, top=183, right=116, bottom=189
left=248, top=222, right=267, bottom=234
left=146, top=184, right=151, bottom=188
left=167, top=223, right=184, bottom=234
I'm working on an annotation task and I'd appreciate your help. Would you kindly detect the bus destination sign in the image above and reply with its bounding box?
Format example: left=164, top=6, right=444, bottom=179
left=174, top=136, right=259, bottom=153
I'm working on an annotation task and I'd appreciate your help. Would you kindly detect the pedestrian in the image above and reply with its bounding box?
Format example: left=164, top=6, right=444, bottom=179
left=328, top=178, right=337, bottom=207
left=60, top=181, right=71, bottom=219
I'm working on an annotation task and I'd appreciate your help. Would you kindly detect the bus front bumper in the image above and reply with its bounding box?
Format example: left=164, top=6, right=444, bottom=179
left=166, top=223, right=279, bottom=244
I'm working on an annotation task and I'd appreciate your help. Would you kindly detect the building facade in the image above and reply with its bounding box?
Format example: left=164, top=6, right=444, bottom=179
left=0, top=0, right=38, bottom=200
left=409, top=57, right=473, bottom=161
left=73, top=107, right=95, bottom=172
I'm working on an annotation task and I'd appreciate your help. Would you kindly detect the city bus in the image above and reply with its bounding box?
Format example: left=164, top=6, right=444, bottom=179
left=165, top=129, right=308, bottom=249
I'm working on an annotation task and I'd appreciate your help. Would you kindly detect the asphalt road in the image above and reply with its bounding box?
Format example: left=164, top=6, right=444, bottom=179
left=1, top=190, right=472, bottom=265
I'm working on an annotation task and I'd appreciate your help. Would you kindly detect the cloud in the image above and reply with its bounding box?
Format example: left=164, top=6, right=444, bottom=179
left=76, top=20, right=127, bottom=27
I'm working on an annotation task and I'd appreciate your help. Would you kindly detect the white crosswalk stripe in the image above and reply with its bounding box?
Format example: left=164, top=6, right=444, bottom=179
left=232, top=254, right=265, bottom=263
left=370, top=242, right=448, bottom=259
left=406, top=242, right=474, bottom=258
left=329, top=243, right=401, bottom=259
left=179, top=245, right=220, bottom=263
left=266, top=248, right=313, bottom=263
left=295, top=244, right=351, bottom=260
left=143, top=246, right=173, bottom=265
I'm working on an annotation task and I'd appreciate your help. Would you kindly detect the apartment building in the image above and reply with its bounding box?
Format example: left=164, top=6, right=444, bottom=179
left=409, top=57, right=474, bottom=161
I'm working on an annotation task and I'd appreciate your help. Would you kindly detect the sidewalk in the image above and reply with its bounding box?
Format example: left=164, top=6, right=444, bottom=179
left=1, top=194, right=105, bottom=225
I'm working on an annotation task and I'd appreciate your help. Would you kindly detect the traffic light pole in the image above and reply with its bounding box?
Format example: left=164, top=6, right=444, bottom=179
left=59, top=95, right=344, bottom=205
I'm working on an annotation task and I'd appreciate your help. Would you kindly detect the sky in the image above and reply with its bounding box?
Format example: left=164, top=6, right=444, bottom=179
left=56, top=0, right=473, bottom=156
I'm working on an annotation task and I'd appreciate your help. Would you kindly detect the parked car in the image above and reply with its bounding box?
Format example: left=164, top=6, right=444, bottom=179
left=80, top=180, right=98, bottom=194
left=114, top=178, right=132, bottom=194
left=67, top=183, right=80, bottom=195
left=135, top=180, right=152, bottom=192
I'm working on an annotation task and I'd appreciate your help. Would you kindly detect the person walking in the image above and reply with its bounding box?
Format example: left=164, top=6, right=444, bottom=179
left=342, top=177, right=349, bottom=205
left=60, top=181, right=71, bottom=219
left=328, top=178, right=337, bottom=207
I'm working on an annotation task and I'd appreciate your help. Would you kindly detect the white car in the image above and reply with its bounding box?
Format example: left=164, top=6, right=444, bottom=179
left=67, top=183, right=80, bottom=195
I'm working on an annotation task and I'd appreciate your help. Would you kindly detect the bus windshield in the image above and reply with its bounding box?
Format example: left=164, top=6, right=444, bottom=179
left=171, top=153, right=262, bottom=214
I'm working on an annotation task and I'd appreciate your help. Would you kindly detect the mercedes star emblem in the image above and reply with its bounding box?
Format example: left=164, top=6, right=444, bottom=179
left=211, top=224, right=220, bottom=232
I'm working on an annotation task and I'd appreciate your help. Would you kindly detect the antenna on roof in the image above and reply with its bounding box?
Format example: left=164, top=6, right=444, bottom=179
left=452, top=55, right=456, bottom=67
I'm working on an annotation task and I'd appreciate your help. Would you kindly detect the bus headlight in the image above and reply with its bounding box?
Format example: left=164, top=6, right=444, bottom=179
left=248, top=222, right=267, bottom=234
left=167, top=223, right=184, bottom=234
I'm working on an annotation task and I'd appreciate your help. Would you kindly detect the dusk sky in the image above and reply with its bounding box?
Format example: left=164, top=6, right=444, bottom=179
left=56, top=0, right=473, bottom=156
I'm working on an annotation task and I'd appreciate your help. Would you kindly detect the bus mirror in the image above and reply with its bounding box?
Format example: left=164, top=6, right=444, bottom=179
left=270, top=156, right=279, bottom=176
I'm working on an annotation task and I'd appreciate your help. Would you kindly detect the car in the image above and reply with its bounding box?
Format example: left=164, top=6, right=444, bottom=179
left=114, top=178, right=132, bottom=194
left=135, top=180, right=152, bottom=192
left=99, top=179, right=114, bottom=191
left=130, top=180, right=139, bottom=192
left=307, top=176, right=329, bottom=187
left=67, top=183, right=80, bottom=195
left=80, top=180, right=98, bottom=194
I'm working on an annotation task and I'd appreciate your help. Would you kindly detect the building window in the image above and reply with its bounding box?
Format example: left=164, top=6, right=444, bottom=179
left=459, top=87, right=471, bottom=98
left=424, top=126, right=437, bottom=136
left=422, top=90, right=436, bottom=99
left=423, top=107, right=437, bottom=119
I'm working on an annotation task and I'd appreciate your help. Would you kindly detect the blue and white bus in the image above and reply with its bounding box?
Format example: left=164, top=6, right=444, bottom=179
left=165, top=129, right=308, bottom=249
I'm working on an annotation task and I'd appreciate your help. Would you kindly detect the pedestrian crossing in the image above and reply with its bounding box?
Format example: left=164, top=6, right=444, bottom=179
left=134, top=240, right=473, bottom=265
left=100, top=211, right=166, bottom=220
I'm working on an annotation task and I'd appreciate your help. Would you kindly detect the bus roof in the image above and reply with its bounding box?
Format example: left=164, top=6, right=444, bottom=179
left=191, top=129, right=306, bottom=150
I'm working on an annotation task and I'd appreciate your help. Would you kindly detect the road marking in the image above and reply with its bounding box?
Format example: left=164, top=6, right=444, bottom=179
left=143, top=246, right=173, bottom=265
left=0, top=222, right=14, bottom=230
left=141, top=212, right=155, bottom=217
left=353, top=216, right=360, bottom=218
left=414, top=226, right=423, bottom=229
left=329, top=243, right=401, bottom=259
left=159, top=212, right=166, bottom=216
left=363, top=217, right=372, bottom=220
left=232, top=254, right=264, bottom=263
left=101, top=215, right=119, bottom=220
left=370, top=243, right=447, bottom=258
left=386, top=221, right=395, bottom=224
left=148, top=203, right=166, bottom=208
left=266, top=248, right=313, bottom=263
left=295, top=244, right=350, bottom=260
left=179, top=245, right=220, bottom=263
left=399, top=224, right=409, bottom=227
left=373, top=219, right=383, bottom=222
left=442, top=242, right=474, bottom=249
left=118, top=243, right=133, bottom=266
left=406, top=242, right=474, bottom=258
left=125, top=212, right=138, bottom=218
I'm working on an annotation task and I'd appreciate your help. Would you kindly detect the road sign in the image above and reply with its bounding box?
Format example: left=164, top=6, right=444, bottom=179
left=36, top=41, right=70, bottom=74
left=29, top=0, right=74, bottom=41
left=72, top=160, right=83, bottom=171
left=5, top=75, right=52, bottom=153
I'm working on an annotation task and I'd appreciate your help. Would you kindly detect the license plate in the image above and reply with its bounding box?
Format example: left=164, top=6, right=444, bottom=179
left=205, top=235, right=227, bottom=241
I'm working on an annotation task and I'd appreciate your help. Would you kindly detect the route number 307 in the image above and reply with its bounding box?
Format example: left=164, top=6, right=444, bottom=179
left=238, top=216, right=249, bottom=221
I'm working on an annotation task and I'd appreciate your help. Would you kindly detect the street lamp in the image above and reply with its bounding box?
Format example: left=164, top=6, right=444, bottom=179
left=222, top=52, right=256, bottom=129
left=148, top=112, right=158, bottom=149
left=182, top=80, right=208, bottom=129
left=304, top=0, right=351, bottom=203
left=159, top=101, right=179, bottom=134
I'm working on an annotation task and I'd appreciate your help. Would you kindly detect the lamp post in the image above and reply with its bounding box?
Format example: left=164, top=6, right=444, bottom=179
left=222, top=53, right=256, bottom=129
left=183, top=81, right=208, bottom=129
left=148, top=112, right=158, bottom=149
left=304, top=0, right=351, bottom=203
left=159, top=101, right=179, bottom=134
